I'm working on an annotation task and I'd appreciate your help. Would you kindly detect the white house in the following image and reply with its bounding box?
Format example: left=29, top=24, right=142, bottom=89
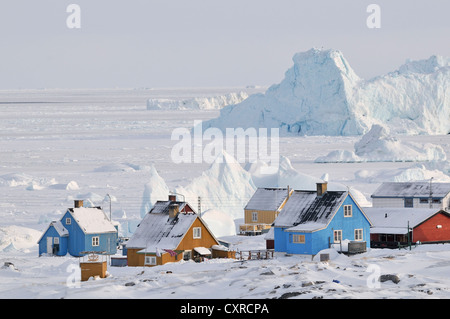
left=371, top=182, right=450, bottom=211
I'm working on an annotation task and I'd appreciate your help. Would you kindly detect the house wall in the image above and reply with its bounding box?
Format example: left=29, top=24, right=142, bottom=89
left=373, top=197, right=447, bottom=210
left=176, top=217, right=219, bottom=251
left=413, top=212, right=450, bottom=242
left=244, top=209, right=278, bottom=225
left=84, top=232, right=117, bottom=255
left=127, top=249, right=183, bottom=267
left=38, top=227, right=68, bottom=256
left=61, top=211, right=86, bottom=257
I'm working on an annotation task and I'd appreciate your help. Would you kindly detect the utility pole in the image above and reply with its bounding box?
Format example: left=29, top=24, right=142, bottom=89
left=407, top=220, right=411, bottom=250
left=429, top=177, right=434, bottom=209
left=106, top=194, right=112, bottom=221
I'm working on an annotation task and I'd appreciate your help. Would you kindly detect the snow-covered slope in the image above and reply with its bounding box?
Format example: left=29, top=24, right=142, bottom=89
left=203, top=48, right=450, bottom=136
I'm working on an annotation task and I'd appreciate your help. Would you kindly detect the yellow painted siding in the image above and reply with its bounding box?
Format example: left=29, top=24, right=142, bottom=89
left=244, top=209, right=279, bottom=225
left=243, top=190, right=292, bottom=224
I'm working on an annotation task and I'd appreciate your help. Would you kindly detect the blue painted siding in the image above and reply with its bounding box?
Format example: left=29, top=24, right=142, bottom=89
left=84, top=233, right=117, bottom=255
left=275, top=194, right=371, bottom=255
left=61, top=211, right=86, bottom=257
left=38, top=226, right=68, bottom=256
left=54, top=210, right=118, bottom=257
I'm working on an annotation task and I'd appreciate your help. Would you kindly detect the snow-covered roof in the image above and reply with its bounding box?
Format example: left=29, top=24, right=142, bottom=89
left=264, top=227, right=274, bottom=240
left=125, top=200, right=198, bottom=251
left=52, top=220, right=69, bottom=237
left=68, top=207, right=117, bottom=234
left=37, top=220, right=69, bottom=243
left=274, top=190, right=347, bottom=231
left=245, top=188, right=291, bottom=211
left=194, top=247, right=212, bottom=255
left=365, top=207, right=446, bottom=234
left=371, top=182, right=450, bottom=198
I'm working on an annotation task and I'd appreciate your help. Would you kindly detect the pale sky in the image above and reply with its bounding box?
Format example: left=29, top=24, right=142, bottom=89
left=0, top=0, right=449, bottom=89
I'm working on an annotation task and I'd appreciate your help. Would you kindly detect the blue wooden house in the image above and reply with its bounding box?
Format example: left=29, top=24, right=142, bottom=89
left=38, top=200, right=118, bottom=257
left=273, top=183, right=372, bottom=255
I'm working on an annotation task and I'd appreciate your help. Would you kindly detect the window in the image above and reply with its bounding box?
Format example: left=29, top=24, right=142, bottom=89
left=404, top=198, right=413, bottom=208
left=145, top=256, right=156, bottom=265
left=193, top=227, right=202, bottom=239
left=420, top=198, right=429, bottom=204
left=344, top=205, right=352, bottom=217
left=334, top=230, right=342, bottom=243
left=53, top=237, right=59, bottom=244
left=251, top=211, right=258, bottom=222
left=65, top=217, right=71, bottom=225
left=183, top=250, right=192, bottom=261
left=292, top=234, right=305, bottom=244
left=354, top=229, right=363, bottom=241
left=92, top=236, right=99, bottom=246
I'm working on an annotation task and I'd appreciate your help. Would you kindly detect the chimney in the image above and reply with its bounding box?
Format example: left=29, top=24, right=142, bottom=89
left=287, top=185, right=290, bottom=199
left=169, top=203, right=179, bottom=219
left=168, top=194, right=176, bottom=202
left=74, top=200, right=83, bottom=208
left=316, top=182, right=328, bottom=197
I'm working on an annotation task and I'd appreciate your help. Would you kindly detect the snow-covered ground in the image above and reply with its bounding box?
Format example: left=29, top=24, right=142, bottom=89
left=0, top=87, right=449, bottom=299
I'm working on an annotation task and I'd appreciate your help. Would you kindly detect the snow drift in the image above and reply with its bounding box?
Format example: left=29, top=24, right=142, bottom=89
left=203, top=48, right=450, bottom=136
left=147, top=92, right=248, bottom=110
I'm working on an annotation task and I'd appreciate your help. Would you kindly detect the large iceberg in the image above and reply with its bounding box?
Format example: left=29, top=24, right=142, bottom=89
left=203, top=48, right=450, bottom=136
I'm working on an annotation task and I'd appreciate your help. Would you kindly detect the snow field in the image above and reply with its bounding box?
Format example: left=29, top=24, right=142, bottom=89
left=4, top=236, right=450, bottom=299
left=0, top=87, right=449, bottom=299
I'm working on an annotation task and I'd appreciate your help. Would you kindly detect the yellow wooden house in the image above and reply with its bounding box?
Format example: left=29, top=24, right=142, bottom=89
left=240, top=187, right=293, bottom=235
left=126, top=195, right=221, bottom=267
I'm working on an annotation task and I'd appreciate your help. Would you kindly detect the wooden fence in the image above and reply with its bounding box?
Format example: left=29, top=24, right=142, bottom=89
left=236, top=249, right=274, bottom=260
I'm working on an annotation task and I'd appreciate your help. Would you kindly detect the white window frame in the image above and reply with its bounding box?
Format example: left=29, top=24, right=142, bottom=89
left=193, top=227, right=202, bottom=239
left=145, top=256, right=157, bottom=265
left=292, top=234, right=305, bottom=244
left=92, top=236, right=99, bottom=247
left=53, top=237, right=60, bottom=244
left=344, top=205, right=352, bottom=217
left=334, top=230, right=342, bottom=243
left=354, top=229, right=363, bottom=241
left=66, top=217, right=71, bottom=225
left=251, top=211, right=258, bottom=222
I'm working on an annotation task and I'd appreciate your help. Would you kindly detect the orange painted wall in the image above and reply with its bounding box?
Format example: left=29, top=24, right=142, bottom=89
left=176, top=217, right=219, bottom=251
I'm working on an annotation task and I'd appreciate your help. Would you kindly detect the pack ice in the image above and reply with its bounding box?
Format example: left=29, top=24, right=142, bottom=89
left=203, top=48, right=450, bottom=136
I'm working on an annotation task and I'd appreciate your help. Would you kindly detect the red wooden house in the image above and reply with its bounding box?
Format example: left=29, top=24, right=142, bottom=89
left=365, top=207, right=450, bottom=248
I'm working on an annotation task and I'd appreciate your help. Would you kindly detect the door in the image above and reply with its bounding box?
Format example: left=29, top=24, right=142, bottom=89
left=46, top=237, right=53, bottom=254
